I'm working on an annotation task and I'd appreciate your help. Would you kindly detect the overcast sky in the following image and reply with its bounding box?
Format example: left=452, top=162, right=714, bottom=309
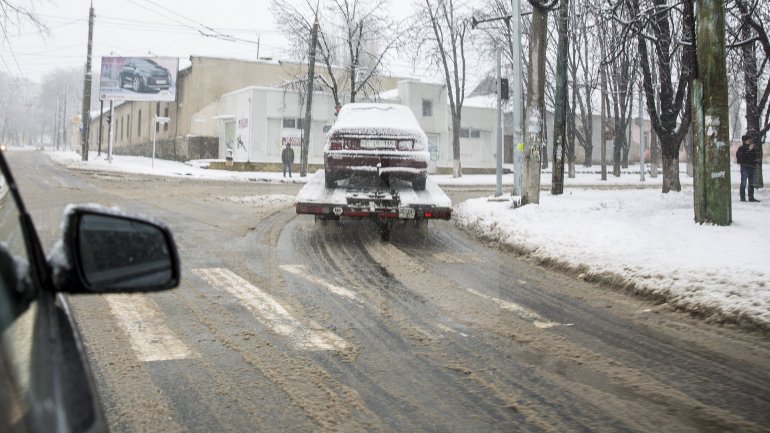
left=3, top=0, right=417, bottom=84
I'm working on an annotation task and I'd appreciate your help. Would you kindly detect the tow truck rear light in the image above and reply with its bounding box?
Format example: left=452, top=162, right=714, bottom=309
left=296, top=204, right=328, bottom=214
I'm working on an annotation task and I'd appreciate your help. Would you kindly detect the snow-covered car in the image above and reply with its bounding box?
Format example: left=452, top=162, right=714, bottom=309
left=323, top=103, right=430, bottom=190
left=119, top=58, right=172, bottom=93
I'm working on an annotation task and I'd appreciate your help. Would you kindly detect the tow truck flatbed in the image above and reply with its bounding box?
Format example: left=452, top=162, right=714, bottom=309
left=295, top=171, right=451, bottom=239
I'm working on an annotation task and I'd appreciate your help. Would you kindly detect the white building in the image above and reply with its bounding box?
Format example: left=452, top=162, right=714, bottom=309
left=216, top=80, right=504, bottom=173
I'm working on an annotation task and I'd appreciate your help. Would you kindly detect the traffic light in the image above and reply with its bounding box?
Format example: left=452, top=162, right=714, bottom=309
left=500, top=78, right=509, bottom=100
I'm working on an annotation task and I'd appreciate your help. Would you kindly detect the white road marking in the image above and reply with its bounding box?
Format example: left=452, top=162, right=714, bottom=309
left=436, top=323, right=470, bottom=338
left=193, top=268, right=349, bottom=351
left=466, top=288, right=562, bottom=329
left=279, top=264, right=359, bottom=301
left=105, top=294, right=197, bottom=362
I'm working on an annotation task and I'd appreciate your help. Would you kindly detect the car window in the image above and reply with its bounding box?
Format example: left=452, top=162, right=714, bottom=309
left=0, top=162, right=35, bottom=431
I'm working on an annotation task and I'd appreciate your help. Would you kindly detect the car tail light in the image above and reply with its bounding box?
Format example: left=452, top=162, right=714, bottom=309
left=329, top=140, right=343, bottom=150
left=397, top=140, right=414, bottom=151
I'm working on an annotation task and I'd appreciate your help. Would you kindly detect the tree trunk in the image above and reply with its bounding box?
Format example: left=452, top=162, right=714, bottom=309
left=661, top=135, right=682, bottom=192
left=452, top=113, right=462, bottom=178
left=522, top=6, right=548, bottom=205
left=551, top=0, right=569, bottom=195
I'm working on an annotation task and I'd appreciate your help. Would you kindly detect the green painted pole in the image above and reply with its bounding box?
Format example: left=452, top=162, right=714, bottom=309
left=692, top=0, right=731, bottom=225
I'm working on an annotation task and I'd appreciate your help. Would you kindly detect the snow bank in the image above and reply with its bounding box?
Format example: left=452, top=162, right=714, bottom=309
left=455, top=188, right=770, bottom=332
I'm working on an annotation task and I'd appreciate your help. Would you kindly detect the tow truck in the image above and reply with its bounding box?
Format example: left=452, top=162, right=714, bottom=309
left=295, top=169, right=452, bottom=241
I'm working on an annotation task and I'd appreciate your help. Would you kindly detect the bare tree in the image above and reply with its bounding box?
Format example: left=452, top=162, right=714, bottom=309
left=270, top=0, right=401, bottom=109
left=727, top=0, right=769, bottom=187
left=550, top=0, right=569, bottom=194
left=37, top=67, right=83, bottom=150
left=606, top=0, right=696, bottom=193
left=412, top=0, right=473, bottom=178
left=568, top=2, right=601, bottom=171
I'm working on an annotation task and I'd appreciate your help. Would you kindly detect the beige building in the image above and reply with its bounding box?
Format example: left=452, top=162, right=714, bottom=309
left=88, top=56, right=404, bottom=160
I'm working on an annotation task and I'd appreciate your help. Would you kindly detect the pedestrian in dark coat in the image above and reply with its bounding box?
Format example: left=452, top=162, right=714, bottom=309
left=281, top=143, right=295, bottom=178
left=736, top=134, right=760, bottom=202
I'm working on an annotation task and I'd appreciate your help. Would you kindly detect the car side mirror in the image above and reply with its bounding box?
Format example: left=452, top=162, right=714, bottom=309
left=50, top=205, right=181, bottom=293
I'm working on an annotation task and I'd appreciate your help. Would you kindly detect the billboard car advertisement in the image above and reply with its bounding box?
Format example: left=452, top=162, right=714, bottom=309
left=99, top=56, right=178, bottom=102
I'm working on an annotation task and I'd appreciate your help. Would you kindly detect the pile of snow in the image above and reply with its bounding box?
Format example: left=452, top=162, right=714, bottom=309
left=218, top=194, right=294, bottom=206
left=455, top=187, right=769, bottom=331
left=47, top=151, right=308, bottom=185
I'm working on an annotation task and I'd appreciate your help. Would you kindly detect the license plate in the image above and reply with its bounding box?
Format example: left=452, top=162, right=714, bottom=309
left=399, top=207, right=415, bottom=219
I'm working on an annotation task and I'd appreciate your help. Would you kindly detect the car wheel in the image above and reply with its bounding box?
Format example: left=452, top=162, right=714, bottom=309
left=132, top=76, right=142, bottom=92
left=412, top=176, right=426, bottom=191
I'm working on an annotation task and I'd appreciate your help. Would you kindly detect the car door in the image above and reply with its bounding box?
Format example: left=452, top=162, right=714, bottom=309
left=1, top=148, right=181, bottom=432
left=1, top=153, right=110, bottom=433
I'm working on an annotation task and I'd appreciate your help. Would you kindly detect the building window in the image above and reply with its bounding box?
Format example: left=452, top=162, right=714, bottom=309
left=422, top=99, right=433, bottom=117
left=282, top=118, right=304, bottom=129
left=459, top=128, right=481, bottom=139
left=138, top=110, right=142, bottom=137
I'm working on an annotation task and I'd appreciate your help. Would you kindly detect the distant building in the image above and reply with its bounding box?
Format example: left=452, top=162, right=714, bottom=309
left=88, top=56, right=404, bottom=161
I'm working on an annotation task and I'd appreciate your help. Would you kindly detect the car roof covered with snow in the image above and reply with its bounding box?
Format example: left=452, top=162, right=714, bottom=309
left=328, top=103, right=428, bottom=145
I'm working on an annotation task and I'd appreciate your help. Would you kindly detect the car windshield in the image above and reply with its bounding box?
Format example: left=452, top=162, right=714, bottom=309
left=2, top=2, right=769, bottom=433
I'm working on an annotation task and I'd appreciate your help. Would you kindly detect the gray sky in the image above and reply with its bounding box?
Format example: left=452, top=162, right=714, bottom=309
left=3, top=0, right=417, bottom=83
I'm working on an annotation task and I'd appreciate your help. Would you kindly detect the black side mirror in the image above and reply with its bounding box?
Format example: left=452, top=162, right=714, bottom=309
left=50, top=205, right=180, bottom=293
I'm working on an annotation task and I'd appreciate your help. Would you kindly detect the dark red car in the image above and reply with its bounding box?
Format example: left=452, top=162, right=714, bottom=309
left=323, top=103, right=430, bottom=190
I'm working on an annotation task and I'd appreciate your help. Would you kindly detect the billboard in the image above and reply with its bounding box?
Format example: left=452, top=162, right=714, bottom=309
left=99, top=56, right=178, bottom=102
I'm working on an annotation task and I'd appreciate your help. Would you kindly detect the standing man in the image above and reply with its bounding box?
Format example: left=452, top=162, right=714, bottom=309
left=281, top=142, right=295, bottom=178
left=736, top=134, right=760, bottom=202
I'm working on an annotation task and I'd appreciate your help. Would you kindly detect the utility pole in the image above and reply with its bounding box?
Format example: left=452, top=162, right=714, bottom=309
left=510, top=0, right=523, bottom=197
left=470, top=14, right=510, bottom=197
left=80, top=2, right=94, bottom=161
left=551, top=0, right=569, bottom=195
left=600, top=24, right=608, bottom=181
left=98, top=100, right=103, bottom=156
left=107, top=101, right=114, bottom=162
left=62, top=84, right=68, bottom=151
left=495, top=46, right=503, bottom=197
left=692, top=0, right=731, bottom=225
left=55, top=95, right=60, bottom=151
left=638, top=81, right=645, bottom=182
left=301, top=14, right=319, bottom=178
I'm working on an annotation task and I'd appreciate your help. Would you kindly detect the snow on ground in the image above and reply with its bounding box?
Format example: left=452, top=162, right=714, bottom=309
left=45, top=149, right=770, bottom=332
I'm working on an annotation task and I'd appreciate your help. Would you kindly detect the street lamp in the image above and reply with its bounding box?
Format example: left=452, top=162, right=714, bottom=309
left=471, top=14, right=511, bottom=198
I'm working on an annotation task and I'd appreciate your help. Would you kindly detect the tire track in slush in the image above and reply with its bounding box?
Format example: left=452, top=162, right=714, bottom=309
left=289, top=220, right=532, bottom=432
left=396, top=224, right=770, bottom=430
left=374, top=233, right=769, bottom=433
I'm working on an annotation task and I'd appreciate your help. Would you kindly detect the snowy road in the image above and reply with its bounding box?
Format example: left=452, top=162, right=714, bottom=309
left=10, top=151, right=770, bottom=433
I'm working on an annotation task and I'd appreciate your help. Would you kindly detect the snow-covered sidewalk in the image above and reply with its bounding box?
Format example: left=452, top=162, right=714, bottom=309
left=47, top=150, right=770, bottom=332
